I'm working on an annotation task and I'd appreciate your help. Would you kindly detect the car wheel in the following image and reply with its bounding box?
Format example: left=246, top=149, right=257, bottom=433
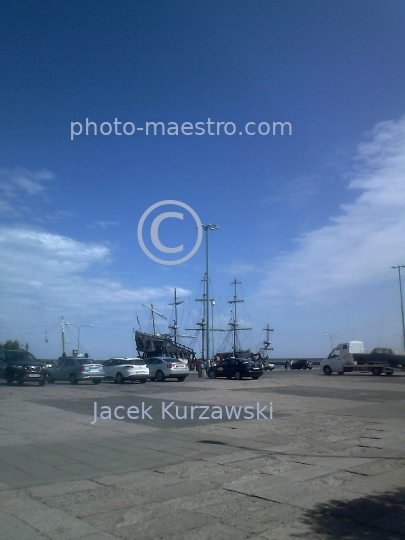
left=47, top=373, right=55, bottom=383
left=234, top=371, right=242, bottom=380
left=208, top=370, right=216, bottom=379
left=116, top=372, right=125, bottom=384
left=177, top=376, right=186, bottom=382
left=92, top=379, right=101, bottom=385
left=323, top=365, right=332, bottom=376
left=252, top=376, right=259, bottom=380
left=156, top=370, right=165, bottom=382
left=139, top=379, right=147, bottom=383
left=385, top=371, right=394, bottom=376
left=372, top=367, right=382, bottom=376
left=70, top=374, right=78, bottom=385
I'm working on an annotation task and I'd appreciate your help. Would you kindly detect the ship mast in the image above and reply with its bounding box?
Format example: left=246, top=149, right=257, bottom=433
left=227, top=279, right=251, bottom=356
left=195, top=273, right=209, bottom=360
left=168, top=288, right=183, bottom=346
left=142, top=303, right=167, bottom=335
left=186, top=318, right=206, bottom=359
left=262, top=323, right=274, bottom=350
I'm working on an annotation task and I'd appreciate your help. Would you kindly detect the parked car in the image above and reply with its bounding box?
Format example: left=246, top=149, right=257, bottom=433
left=103, top=358, right=149, bottom=384
left=0, top=349, right=47, bottom=386
left=47, top=356, right=105, bottom=384
left=145, top=357, right=190, bottom=382
left=261, top=360, right=275, bottom=371
left=290, top=359, right=313, bottom=370
left=41, top=359, right=56, bottom=369
left=208, top=358, right=263, bottom=380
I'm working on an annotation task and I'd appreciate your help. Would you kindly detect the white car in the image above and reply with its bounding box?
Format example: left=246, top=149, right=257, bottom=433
left=145, top=357, right=190, bottom=382
left=103, top=358, right=149, bottom=384
left=263, top=361, right=275, bottom=371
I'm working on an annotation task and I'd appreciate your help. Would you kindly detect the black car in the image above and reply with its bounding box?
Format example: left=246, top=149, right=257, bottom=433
left=208, top=358, right=263, bottom=380
left=290, top=359, right=313, bottom=370
left=0, top=349, right=47, bottom=385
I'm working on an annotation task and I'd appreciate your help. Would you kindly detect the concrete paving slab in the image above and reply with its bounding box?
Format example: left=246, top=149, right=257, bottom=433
left=369, top=509, right=405, bottom=535
left=27, top=479, right=102, bottom=498
left=340, top=467, right=405, bottom=495
left=0, top=510, right=48, bottom=540
left=11, top=506, right=99, bottom=539
left=44, top=486, right=144, bottom=518
left=81, top=488, right=245, bottom=531
left=0, top=370, right=404, bottom=539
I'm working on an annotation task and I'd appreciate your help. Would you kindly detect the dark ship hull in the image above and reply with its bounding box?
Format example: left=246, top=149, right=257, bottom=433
left=135, top=330, right=194, bottom=360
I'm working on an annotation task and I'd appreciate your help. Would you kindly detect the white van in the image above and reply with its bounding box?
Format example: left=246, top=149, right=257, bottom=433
left=320, top=341, right=364, bottom=375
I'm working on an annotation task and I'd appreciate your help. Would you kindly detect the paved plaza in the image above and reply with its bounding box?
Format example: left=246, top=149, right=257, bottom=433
left=0, top=368, right=404, bottom=539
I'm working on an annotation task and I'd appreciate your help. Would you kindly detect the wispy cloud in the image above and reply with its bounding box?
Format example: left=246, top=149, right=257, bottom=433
left=217, top=262, right=257, bottom=277
left=262, top=175, right=320, bottom=209
left=88, top=220, right=119, bottom=229
left=45, top=210, right=76, bottom=223
left=254, top=116, right=405, bottom=306
left=0, top=167, right=55, bottom=217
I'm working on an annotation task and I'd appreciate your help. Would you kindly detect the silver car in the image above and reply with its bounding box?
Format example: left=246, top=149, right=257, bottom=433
left=47, top=357, right=105, bottom=385
left=145, top=357, right=189, bottom=382
left=103, top=358, right=149, bottom=384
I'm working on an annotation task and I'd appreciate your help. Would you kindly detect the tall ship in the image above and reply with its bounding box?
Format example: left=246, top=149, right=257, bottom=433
left=134, top=281, right=273, bottom=363
left=134, top=288, right=195, bottom=361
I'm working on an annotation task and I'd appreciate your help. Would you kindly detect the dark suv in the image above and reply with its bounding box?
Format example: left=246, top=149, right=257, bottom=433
left=0, top=350, right=47, bottom=385
left=208, top=358, right=263, bottom=380
left=290, top=359, right=313, bottom=370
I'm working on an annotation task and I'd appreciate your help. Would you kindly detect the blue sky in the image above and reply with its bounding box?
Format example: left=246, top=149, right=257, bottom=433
left=1, top=0, right=405, bottom=359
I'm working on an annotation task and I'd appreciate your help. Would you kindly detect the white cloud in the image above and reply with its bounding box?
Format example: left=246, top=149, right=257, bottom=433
left=0, top=226, right=183, bottom=325
left=254, top=116, right=405, bottom=306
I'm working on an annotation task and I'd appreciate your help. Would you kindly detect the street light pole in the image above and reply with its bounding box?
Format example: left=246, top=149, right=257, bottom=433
left=66, top=323, right=93, bottom=355
left=211, top=299, right=215, bottom=358
left=325, top=333, right=335, bottom=350
left=391, top=265, right=405, bottom=350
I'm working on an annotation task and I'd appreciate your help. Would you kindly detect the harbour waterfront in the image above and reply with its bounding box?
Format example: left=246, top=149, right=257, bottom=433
left=0, top=368, right=404, bottom=539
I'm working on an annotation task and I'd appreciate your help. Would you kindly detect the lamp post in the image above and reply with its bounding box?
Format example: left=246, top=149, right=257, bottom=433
left=211, top=299, right=215, bottom=358
left=391, top=265, right=405, bottom=350
left=65, top=323, right=93, bottom=355
left=202, top=224, right=218, bottom=361
left=325, top=334, right=335, bottom=350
